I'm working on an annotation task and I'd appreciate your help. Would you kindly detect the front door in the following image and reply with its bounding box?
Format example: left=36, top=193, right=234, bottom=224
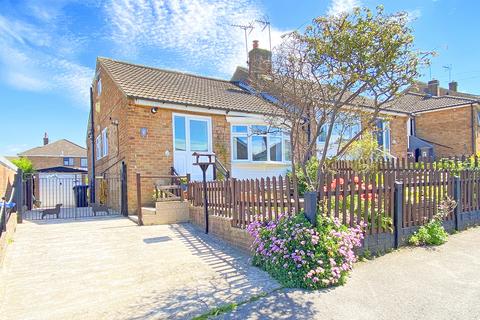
left=173, top=114, right=213, bottom=181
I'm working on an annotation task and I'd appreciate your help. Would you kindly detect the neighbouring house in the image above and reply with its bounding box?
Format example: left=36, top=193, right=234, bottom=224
left=232, top=40, right=411, bottom=160
left=16, top=133, right=88, bottom=171
left=388, top=80, right=480, bottom=158
left=14, top=135, right=88, bottom=209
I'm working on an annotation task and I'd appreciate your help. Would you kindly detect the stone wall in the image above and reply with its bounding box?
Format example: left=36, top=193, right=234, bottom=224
left=189, top=206, right=253, bottom=252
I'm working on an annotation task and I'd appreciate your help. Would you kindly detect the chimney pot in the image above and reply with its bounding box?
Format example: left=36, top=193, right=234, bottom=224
left=43, top=132, right=49, bottom=145
left=449, top=81, right=458, bottom=92
left=427, top=79, right=440, bottom=96
left=252, top=40, right=259, bottom=49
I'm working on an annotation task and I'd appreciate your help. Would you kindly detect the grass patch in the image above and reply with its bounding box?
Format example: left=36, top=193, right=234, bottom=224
left=192, top=291, right=273, bottom=320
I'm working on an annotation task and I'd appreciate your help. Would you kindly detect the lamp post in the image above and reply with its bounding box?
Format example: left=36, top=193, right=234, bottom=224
left=192, top=152, right=216, bottom=234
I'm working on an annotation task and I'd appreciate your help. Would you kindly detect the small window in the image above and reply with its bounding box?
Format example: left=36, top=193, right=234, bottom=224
left=269, top=136, right=282, bottom=161
left=233, top=137, right=248, bottom=160
left=80, top=158, right=88, bottom=167
left=174, top=116, right=186, bottom=151
left=232, top=125, right=248, bottom=133
left=96, top=136, right=102, bottom=160
left=97, top=78, right=102, bottom=96
left=102, top=128, right=108, bottom=157
left=63, top=157, right=74, bottom=166
left=252, top=136, right=267, bottom=161
left=284, top=135, right=291, bottom=162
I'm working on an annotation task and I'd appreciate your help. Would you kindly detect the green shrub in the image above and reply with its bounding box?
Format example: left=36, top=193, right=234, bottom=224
left=409, top=197, right=456, bottom=246
left=409, top=220, right=448, bottom=246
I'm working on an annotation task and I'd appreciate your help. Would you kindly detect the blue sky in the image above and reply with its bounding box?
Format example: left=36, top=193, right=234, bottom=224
left=0, top=0, right=478, bottom=156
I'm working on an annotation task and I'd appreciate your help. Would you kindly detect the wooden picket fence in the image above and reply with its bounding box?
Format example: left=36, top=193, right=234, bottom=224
left=187, top=164, right=480, bottom=234
left=459, top=170, right=480, bottom=213
left=401, top=169, right=455, bottom=227
left=187, top=176, right=300, bottom=228
left=317, top=171, right=395, bottom=235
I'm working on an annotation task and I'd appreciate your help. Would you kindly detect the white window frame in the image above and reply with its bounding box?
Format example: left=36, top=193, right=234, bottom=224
left=231, top=124, right=291, bottom=164
left=102, top=128, right=108, bottom=157
left=80, top=158, right=88, bottom=168
left=95, top=135, right=102, bottom=160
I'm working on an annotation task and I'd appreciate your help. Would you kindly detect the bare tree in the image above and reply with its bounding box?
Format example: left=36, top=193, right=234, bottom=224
left=251, top=6, right=431, bottom=194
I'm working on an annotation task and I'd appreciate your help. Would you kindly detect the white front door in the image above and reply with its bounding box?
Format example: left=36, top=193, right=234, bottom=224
left=173, top=114, right=213, bottom=181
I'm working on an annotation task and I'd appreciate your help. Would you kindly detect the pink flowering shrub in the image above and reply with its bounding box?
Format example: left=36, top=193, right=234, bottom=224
left=247, top=213, right=366, bottom=289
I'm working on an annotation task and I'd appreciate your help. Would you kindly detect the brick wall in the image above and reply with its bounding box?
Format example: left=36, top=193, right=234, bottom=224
left=125, top=104, right=231, bottom=213
left=415, top=106, right=473, bottom=157
left=390, top=115, right=408, bottom=159
left=189, top=206, right=253, bottom=252
left=0, top=158, right=17, bottom=199
left=27, top=156, right=85, bottom=170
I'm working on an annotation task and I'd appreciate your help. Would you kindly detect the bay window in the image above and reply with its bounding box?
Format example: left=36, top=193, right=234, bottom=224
left=231, top=125, right=291, bottom=163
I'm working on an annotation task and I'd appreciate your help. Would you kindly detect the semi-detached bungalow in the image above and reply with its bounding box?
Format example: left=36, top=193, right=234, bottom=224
left=89, top=44, right=480, bottom=216
left=87, top=53, right=410, bottom=214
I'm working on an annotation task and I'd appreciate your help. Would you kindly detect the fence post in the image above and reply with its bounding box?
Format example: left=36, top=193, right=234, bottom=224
left=136, top=173, right=143, bottom=226
left=120, top=162, right=128, bottom=217
left=231, top=178, right=237, bottom=227
left=15, top=169, right=23, bottom=224
left=453, top=176, right=461, bottom=231
left=304, top=192, right=318, bottom=226
left=393, top=181, right=404, bottom=249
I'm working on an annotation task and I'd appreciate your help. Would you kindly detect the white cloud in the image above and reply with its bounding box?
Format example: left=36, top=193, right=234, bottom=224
left=0, top=14, right=93, bottom=108
left=327, top=0, right=361, bottom=16
left=406, top=9, right=422, bottom=21
left=105, top=0, right=288, bottom=77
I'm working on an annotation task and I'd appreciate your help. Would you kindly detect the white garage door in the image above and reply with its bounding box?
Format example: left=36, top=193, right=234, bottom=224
left=38, top=173, right=83, bottom=208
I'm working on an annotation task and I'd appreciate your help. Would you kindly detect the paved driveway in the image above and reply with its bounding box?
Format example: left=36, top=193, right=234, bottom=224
left=0, top=217, right=278, bottom=320
left=220, top=227, right=480, bottom=320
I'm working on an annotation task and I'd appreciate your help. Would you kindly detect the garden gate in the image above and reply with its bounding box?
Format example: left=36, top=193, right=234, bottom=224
left=23, top=171, right=127, bottom=220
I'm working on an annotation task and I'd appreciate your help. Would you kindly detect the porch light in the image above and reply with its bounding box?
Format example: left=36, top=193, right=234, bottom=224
left=151, top=107, right=158, bottom=114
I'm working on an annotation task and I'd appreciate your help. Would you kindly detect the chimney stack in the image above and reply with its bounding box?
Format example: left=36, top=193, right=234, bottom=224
left=43, top=132, right=49, bottom=145
left=449, top=81, right=458, bottom=92
left=248, top=40, right=272, bottom=79
left=427, top=79, right=440, bottom=96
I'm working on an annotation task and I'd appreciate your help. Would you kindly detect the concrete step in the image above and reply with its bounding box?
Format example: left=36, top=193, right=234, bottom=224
left=128, top=215, right=139, bottom=224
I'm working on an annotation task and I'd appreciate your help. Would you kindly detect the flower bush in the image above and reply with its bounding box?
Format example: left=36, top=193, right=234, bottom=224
left=247, top=213, right=366, bottom=289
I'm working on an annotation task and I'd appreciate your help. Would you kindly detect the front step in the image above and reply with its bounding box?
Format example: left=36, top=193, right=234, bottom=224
left=128, top=215, right=139, bottom=225
left=141, top=201, right=189, bottom=225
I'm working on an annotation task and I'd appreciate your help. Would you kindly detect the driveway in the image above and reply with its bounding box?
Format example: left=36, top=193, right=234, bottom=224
left=0, top=217, right=279, bottom=320
left=220, top=227, right=480, bottom=320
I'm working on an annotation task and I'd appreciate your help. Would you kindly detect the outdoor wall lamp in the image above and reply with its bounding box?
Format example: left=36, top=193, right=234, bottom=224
left=151, top=107, right=158, bottom=114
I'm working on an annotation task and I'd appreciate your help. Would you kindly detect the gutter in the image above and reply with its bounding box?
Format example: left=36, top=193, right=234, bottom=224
left=89, top=86, right=96, bottom=202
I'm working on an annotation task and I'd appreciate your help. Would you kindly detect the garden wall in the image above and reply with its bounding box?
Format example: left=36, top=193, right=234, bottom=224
left=189, top=206, right=253, bottom=252
left=0, top=156, right=17, bottom=200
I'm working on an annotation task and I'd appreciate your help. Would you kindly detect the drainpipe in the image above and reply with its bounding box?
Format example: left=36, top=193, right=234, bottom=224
left=471, top=104, right=476, bottom=155
left=90, top=86, right=96, bottom=202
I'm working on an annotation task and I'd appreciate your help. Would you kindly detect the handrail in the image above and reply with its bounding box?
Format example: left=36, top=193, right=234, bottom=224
left=214, top=158, right=230, bottom=179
